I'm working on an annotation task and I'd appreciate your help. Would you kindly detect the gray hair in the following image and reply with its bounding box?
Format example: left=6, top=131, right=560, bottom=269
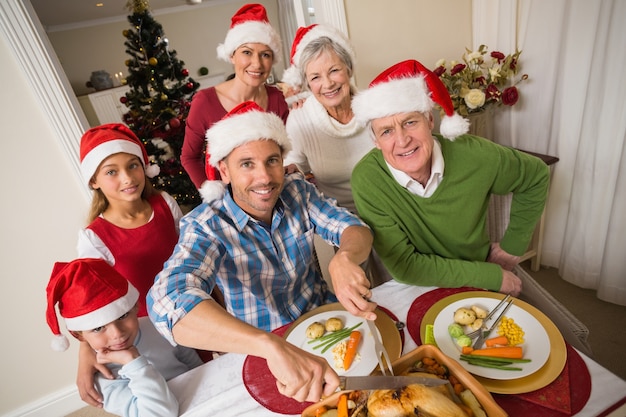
left=298, top=37, right=354, bottom=90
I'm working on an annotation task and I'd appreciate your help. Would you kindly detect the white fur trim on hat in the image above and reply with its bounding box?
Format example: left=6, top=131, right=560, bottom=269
left=352, top=77, right=434, bottom=127
left=80, top=140, right=145, bottom=185
left=217, top=20, right=282, bottom=62
left=64, top=283, right=139, bottom=332
left=206, top=111, right=291, bottom=167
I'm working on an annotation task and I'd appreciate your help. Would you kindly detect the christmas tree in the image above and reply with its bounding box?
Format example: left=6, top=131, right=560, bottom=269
left=121, top=0, right=200, bottom=207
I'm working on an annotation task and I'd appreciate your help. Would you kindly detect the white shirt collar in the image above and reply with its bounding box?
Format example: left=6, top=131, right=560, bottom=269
left=386, top=138, right=445, bottom=197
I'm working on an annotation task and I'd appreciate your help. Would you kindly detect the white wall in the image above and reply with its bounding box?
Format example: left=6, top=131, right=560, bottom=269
left=0, top=0, right=472, bottom=415
left=0, top=34, right=90, bottom=416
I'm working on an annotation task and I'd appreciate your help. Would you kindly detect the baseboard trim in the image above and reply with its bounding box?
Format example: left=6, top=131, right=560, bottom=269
left=3, top=386, right=83, bottom=417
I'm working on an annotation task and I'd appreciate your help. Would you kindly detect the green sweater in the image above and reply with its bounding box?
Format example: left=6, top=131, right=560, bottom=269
left=351, top=134, right=549, bottom=291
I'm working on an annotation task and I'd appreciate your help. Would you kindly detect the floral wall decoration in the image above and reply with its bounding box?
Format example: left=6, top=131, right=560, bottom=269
left=434, top=45, right=528, bottom=117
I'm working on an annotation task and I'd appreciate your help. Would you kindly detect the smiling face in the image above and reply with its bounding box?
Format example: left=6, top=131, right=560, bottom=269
left=304, top=49, right=352, bottom=111
left=230, top=43, right=274, bottom=87
left=370, top=111, right=436, bottom=183
left=218, top=139, right=285, bottom=224
left=74, top=306, right=139, bottom=353
left=90, top=152, right=146, bottom=203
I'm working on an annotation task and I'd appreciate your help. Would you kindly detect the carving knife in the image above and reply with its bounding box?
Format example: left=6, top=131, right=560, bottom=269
left=338, top=375, right=449, bottom=390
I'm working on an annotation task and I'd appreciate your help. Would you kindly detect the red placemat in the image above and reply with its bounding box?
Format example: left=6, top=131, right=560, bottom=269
left=406, top=287, right=481, bottom=345
left=493, top=343, right=591, bottom=416
left=242, top=306, right=402, bottom=415
left=405, top=287, right=592, bottom=416
left=242, top=324, right=312, bottom=415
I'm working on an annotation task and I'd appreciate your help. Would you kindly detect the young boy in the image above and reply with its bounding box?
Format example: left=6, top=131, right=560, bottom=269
left=46, top=258, right=203, bottom=417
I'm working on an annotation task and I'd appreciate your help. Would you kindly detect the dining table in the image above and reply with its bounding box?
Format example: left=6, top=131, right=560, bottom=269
left=167, top=280, right=626, bottom=417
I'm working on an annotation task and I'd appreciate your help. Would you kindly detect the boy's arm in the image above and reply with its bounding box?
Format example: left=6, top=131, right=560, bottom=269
left=98, top=357, right=179, bottom=417
left=77, top=340, right=113, bottom=407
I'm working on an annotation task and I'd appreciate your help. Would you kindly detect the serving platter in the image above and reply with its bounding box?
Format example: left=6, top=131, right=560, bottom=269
left=301, top=344, right=507, bottom=417
left=420, top=291, right=567, bottom=394
left=433, top=296, right=550, bottom=379
left=284, top=303, right=402, bottom=376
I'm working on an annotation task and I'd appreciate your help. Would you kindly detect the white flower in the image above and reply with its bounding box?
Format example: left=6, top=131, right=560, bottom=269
left=463, top=89, right=486, bottom=109
left=435, top=58, right=446, bottom=68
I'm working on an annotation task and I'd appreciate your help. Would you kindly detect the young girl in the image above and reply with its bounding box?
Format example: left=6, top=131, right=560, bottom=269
left=75, top=123, right=183, bottom=408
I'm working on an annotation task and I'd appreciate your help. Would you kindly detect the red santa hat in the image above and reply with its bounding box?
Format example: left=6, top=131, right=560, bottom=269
left=199, top=101, right=291, bottom=203
left=46, top=258, right=140, bottom=352
left=352, top=59, right=469, bottom=140
left=79, top=123, right=159, bottom=186
left=216, top=3, right=282, bottom=62
left=281, top=24, right=355, bottom=90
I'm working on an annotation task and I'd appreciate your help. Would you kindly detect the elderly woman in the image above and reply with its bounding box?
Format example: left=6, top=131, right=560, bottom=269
left=181, top=3, right=289, bottom=189
left=282, top=24, right=373, bottom=214
left=282, top=25, right=389, bottom=286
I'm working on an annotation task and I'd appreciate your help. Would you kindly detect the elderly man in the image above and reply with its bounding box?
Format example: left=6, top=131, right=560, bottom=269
left=148, top=101, right=375, bottom=402
left=351, top=59, right=549, bottom=297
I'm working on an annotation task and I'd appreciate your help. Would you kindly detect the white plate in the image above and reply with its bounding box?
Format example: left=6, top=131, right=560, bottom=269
left=285, top=310, right=377, bottom=376
left=433, top=297, right=550, bottom=380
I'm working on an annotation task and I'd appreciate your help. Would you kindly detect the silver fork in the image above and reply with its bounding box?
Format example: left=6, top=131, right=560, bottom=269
left=367, top=319, right=394, bottom=376
left=466, top=294, right=512, bottom=339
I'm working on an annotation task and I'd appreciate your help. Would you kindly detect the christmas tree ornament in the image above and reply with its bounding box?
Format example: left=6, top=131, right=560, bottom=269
left=181, top=68, right=189, bottom=76
left=149, top=57, right=158, bottom=66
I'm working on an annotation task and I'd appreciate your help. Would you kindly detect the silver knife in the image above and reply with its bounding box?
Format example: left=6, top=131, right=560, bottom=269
left=339, top=375, right=448, bottom=390
left=366, top=319, right=394, bottom=376
left=472, top=297, right=514, bottom=349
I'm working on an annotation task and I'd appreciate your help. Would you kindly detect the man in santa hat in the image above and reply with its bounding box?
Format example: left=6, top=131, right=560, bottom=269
left=148, top=101, right=376, bottom=402
left=351, top=59, right=550, bottom=297
left=46, top=259, right=203, bottom=416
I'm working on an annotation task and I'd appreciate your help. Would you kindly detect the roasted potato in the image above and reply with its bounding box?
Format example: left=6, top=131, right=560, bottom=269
left=453, top=308, right=476, bottom=325
left=325, top=317, right=343, bottom=332
left=305, top=322, right=325, bottom=339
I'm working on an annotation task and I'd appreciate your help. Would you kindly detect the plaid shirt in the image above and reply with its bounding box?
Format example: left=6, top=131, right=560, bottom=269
left=148, top=174, right=368, bottom=344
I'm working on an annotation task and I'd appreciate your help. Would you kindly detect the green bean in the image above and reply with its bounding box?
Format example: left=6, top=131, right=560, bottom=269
left=461, top=359, right=523, bottom=371
left=310, top=322, right=363, bottom=352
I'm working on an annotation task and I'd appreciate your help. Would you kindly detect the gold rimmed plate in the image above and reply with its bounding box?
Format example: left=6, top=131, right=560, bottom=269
left=420, top=291, right=567, bottom=394
left=284, top=303, right=402, bottom=376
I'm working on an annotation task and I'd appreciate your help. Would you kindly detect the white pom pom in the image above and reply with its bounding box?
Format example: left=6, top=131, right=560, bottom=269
left=145, top=163, right=160, bottom=178
left=199, top=180, right=226, bottom=203
left=51, top=334, right=70, bottom=352
left=281, top=66, right=303, bottom=91
left=440, top=113, right=470, bottom=140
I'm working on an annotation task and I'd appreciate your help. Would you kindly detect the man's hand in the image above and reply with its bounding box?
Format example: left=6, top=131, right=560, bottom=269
left=500, top=269, right=522, bottom=297
left=77, top=341, right=113, bottom=407
left=329, top=226, right=377, bottom=320
left=265, top=334, right=340, bottom=402
left=487, top=242, right=521, bottom=271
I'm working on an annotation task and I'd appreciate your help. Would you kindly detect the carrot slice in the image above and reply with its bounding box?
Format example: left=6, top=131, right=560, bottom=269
left=470, top=346, right=523, bottom=359
left=337, top=393, right=349, bottom=417
left=485, top=335, right=509, bottom=347
left=343, top=330, right=362, bottom=370
left=461, top=346, right=474, bottom=354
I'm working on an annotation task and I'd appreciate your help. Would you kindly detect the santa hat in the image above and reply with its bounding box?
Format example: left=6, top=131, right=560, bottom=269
left=352, top=59, right=469, bottom=140
left=216, top=3, right=282, bottom=62
left=79, top=123, right=160, bottom=186
left=281, top=24, right=355, bottom=90
left=46, top=258, right=139, bottom=352
left=199, top=101, right=291, bottom=203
